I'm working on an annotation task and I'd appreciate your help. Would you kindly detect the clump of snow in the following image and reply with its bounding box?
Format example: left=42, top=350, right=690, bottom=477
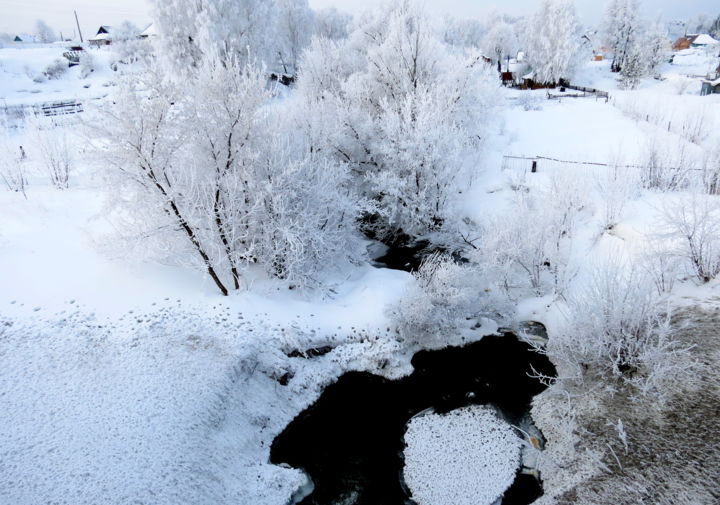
left=403, top=406, right=521, bottom=505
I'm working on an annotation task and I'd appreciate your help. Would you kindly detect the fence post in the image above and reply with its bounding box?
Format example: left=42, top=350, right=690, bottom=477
left=531, top=160, right=538, bottom=173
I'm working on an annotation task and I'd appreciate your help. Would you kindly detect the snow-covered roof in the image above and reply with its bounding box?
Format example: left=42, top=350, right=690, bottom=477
left=89, top=32, right=111, bottom=41
left=704, top=77, right=720, bottom=86
left=140, top=23, right=157, bottom=37
left=693, top=34, right=719, bottom=46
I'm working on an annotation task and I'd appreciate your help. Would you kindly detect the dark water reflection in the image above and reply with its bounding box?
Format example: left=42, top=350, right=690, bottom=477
left=271, top=333, right=556, bottom=505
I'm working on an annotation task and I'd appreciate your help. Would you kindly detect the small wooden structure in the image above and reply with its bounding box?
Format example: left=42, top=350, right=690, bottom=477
left=672, top=36, right=696, bottom=51
left=701, top=78, right=720, bottom=96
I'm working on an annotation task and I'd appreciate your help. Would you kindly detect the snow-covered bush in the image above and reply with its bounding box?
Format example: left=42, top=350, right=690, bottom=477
left=702, top=145, right=720, bottom=195
left=477, top=173, right=585, bottom=299
left=661, top=195, right=720, bottom=283
left=79, top=52, right=96, bottom=78
left=403, top=406, right=521, bottom=505
left=516, top=91, right=543, bottom=111
left=34, top=121, right=72, bottom=189
left=0, top=141, right=27, bottom=197
left=640, top=238, right=681, bottom=295
left=388, top=254, right=477, bottom=347
left=594, top=159, right=636, bottom=231
left=639, top=136, right=691, bottom=191
left=42, top=59, right=69, bottom=80
left=549, top=255, right=691, bottom=398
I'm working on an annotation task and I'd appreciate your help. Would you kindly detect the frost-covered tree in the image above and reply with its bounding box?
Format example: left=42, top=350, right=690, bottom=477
left=524, top=0, right=581, bottom=85
left=645, top=17, right=669, bottom=75
left=313, top=7, right=352, bottom=40
left=618, top=39, right=646, bottom=88
left=151, top=0, right=280, bottom=71
left=35, top=19, right=56, bottom=43
left=604, top=0, right=641, bottom=72
left=710, top=14, right=720, bottom=39
left=296, top=1, right=499, bottom=241
left=442, top=16, right=485, bottom=49
left=93, top=59, right=364, bottom=294
left=275, top=0, right=314, bottom=74
left=113, top=20, right=141, bottom=41
left=481, top=21, right=518, bottom=70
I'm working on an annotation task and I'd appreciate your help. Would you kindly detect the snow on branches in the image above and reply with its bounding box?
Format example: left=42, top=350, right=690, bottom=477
left=93, top=59, right=364, bottom=294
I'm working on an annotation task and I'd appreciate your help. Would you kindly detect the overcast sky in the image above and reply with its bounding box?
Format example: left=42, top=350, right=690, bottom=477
left=0, top=0, right=716, bottom=39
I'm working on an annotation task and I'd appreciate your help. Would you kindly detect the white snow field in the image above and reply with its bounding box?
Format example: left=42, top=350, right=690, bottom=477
left=1, top=28, right=720, bottom=505
left=403, top=406, right=521, bottom=505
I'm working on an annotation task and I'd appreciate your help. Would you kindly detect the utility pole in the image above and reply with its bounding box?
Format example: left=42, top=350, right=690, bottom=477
left=74, top=11, right=84, bottom=43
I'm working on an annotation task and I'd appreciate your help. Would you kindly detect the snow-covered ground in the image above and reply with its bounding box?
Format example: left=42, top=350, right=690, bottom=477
left=1, top=40, right=720, bottom=505
left=0, top=44, right=116, bottom=108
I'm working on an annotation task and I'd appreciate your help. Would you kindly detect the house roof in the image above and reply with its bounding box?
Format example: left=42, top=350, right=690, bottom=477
left=140, top=23, right=157, bottom=37
left=693, top=34, right=719, bottom=45
left=90, top=32, right=111, bottom=41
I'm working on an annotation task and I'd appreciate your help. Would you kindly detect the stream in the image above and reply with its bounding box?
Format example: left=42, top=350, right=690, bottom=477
left=271, top=331, right=557, bottom=505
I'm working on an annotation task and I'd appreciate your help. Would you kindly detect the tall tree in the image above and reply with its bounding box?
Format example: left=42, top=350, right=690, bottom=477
left=35, top=19, right=56, bottom=43
left=525, top=0, right=581, bottom=86
left=604, top=0, right=641, bottom=73
left=276, top=0, right=314, bottom=74
left=297, top=1, right=499, bottom=241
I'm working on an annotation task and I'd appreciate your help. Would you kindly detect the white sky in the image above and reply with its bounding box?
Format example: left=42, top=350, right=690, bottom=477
left=0, top=0, right=716, bottom=39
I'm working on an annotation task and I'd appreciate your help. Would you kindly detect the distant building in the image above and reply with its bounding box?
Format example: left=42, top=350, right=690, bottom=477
left=139, top=23, right=157, bottom=39
left=701, top=77, right=720, bottom=96
left=692, top=34, right=719, bottom=47
left=672, top=35, right=696, bottom=51
left=13, top=34, right=36, bottom=43
left=88, top=26, right=112, bottom=46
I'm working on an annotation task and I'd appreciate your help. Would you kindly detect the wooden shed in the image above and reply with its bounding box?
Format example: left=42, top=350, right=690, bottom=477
left=701, top=78, right=720, bottom=96
left=672, top=36, right=696, bottom=51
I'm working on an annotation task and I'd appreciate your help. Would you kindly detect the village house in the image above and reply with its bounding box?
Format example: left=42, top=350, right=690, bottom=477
left=88, top=26, right=112, bottom=47
left=691, top=34, right=719, bottom=47
left=139, top=24, right=157, bottom=39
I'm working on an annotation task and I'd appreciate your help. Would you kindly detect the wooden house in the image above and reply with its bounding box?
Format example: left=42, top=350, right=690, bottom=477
left=692, top=34, right=719, bottom=47
left=88, top=26, right=112, bottom=47
left=672, top=36, right=696, bottom=51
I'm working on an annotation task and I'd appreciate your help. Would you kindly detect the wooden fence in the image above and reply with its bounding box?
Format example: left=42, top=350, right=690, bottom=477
left=546, top=84, right=610, bottom=102
left=501, top=154, right=698, bottom=174
left=1, top=99, right=83, bottom=127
